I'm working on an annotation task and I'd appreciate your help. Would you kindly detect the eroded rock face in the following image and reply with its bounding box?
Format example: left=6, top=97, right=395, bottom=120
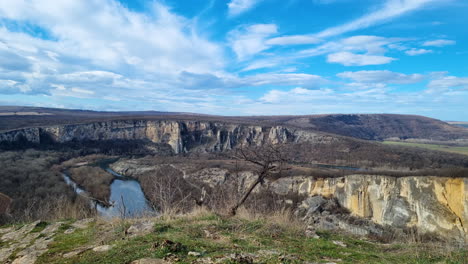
left=271, top=175, right=468, bottom=243
left=0, top=120, right=331, bottom=154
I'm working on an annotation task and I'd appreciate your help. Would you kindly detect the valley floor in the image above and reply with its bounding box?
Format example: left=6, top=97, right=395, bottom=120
left=1, top=211, right=466, bottom=264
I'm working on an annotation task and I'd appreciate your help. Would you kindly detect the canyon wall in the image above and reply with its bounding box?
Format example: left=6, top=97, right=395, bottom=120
left=0, top=120, right=335, bottom=153
left=110, top=157, right=468, bottom=243
left=2, top=120, right=467, bottom=243
left=272, top=175, right=468, bottom=243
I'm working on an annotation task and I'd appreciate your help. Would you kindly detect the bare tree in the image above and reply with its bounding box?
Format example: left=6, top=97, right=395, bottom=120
left=230, top=143, right=288, bottom=216
left=145, top=166, right=195, bottom=215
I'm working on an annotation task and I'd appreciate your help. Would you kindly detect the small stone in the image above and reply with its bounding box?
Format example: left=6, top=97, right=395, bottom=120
left=126, top=221, right=154, bottom=237
left=228, top=253, right=254, bottom=264
left=72, top=218, right=93, bottom=229
left=188, top=251, right=202, bottom=257
left=92, top=245, right=113, bottom=252
left=332, top=241, right=347, bottom=248
left=163, top=253, right=180, bottom=262
left=257, top=249, right=280, bottom=256
left=64, top=228, right=75, bottom=234
left=131, top=258, right=169, bottom=264
left=63, top=248, right=88, bottom=258
left=305, top=229, right=320, bottom=239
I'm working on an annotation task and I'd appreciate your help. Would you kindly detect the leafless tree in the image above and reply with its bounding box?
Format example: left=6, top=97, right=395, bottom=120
left=146, top=166, right=195, bottom=215
left=229, top=143, right=288, bottom=216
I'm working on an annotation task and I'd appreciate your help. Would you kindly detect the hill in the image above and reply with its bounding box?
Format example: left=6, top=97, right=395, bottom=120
left=1, top=106, right=467, bottom=142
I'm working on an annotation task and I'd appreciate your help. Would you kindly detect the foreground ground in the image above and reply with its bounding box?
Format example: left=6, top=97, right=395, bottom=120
left=1, top=211, right=466, bottom=264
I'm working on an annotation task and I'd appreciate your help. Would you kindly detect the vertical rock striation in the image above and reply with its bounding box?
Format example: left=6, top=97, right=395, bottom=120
left=271, top=175, right=468, bottom=243
left=0, top=120, right=329, bottom=153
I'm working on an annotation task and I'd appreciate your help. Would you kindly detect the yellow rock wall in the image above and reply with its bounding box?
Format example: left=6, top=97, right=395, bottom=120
left=274, top=175, right=468, bottom=242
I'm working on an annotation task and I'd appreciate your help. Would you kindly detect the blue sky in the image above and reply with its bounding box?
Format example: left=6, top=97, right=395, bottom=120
left=0, top=0, right=467, bottom=120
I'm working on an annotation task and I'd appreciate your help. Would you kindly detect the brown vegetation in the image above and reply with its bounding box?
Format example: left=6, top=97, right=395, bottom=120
left=229, top=144, right=288, bottom=216
left=0, top=192, right=12, bottom=215
left=68, top=166, right=114, bottom=204
left=0, top=150, right=93, bottom=224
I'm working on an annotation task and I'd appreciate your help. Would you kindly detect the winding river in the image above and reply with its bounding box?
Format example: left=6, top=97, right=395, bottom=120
left=63, top=165, right=155, bottom=218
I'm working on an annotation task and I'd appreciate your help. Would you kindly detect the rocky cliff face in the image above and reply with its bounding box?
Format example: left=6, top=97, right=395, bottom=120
left=0, top=120, right=334, bottom=153
left=110, top=157, right=468, bottom=243
left=271, top=175, right=468, bottom=243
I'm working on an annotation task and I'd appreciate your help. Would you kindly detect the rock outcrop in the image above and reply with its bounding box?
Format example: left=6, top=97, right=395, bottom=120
left=0, top=120, right=332, bottom=154
left=272, top=175, right=468, bottom=243
left=110, top=158, right=468, bottom=243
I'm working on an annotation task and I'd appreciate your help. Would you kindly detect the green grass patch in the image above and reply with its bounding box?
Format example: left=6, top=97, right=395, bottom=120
left=36, top=222, right=97, bottom=264
left=36, top=213, right=468, bottom=264
left=382, top=141, right=468, bottom=156
left=30, top=221, right=49, bottom=233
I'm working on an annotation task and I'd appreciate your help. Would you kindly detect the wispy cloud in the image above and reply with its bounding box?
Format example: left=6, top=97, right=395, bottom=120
left=316, top=0, right=440, bottom=38
left=328, top=52, right=396, bottom=66
left=228, top=24, right=278, bottom=61
left=405, top=48, right=433, bottom=56
left=265, top=35, right=321, bottom=45
left=423, top=39, right=456, bottom=47
left=338, top=70, right=425, bottom=84
left=227, top=0, right=262, bottom=17
left=427, top=75, right=468, bottom=93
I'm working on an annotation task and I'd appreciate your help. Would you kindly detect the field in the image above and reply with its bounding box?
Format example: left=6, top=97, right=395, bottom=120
left=382, top=141, right=468, bottom=156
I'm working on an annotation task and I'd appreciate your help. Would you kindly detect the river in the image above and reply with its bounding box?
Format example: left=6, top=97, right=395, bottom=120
left=63, top=165, right=155, bottom=218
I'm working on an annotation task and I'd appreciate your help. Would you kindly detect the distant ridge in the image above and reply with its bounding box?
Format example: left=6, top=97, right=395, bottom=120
left=1, top=106, right=467, bottom=141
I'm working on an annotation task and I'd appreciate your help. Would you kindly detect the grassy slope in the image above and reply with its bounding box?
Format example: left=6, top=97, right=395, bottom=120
left=383, top=141, right=468, bottom=156
left=35, top=213, right=467, bottom=264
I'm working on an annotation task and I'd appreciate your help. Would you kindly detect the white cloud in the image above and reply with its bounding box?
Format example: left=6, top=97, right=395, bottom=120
left=71, top=87, right=95, bottom=95
left=423, top=39, right=456, bottom=47
left=338, top=70, right=425, bottom=84
left=327, top=52, right=396, bottom=66
left=260, top=87, right=333, bottom=103
left=244, top=73, right=325, bottom=88
left=265, top=35, right=321, bottom=45
left=227, top=0, right=261, bottom=17
left=228, top=24, right=278, bottom=61
left=405, top=48, right=433, bottom=56
left=0, top=0, right=224, bottom=97
left=316, top=0, right=441, bottom=38
left=427, top=75, right=468, bottom=93
left=300, top=35, right=403, bottom=58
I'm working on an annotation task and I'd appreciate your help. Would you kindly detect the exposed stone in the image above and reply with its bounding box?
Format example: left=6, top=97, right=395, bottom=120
left=225, top=253, right=254, bottom=264
left=332, top=241, right=347, bottom=248
left=301, top=196, right=327, bottom=216
left=72, top=218, right=94, bottom=229
left=92, top=245, right=113, bottom=252
left=278, top=175, right=468, bottom=243
left=64, top=228, right=75, bottom=234
left=63, top=247, right=90, bottom=258
left=6, top=222, right=63, bottom=264
left=131, top=258, right=169, bottom=264
left=188, top=251, right=202, bottom=257
left=126, top=220, right=154, bottom=237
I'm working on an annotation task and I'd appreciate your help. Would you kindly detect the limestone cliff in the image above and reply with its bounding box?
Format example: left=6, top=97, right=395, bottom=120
left=0, top=120, right=332, bottom=153
left=271, top=175, right=468, bottom=243
left=110, top=157, right=468, bottom=243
